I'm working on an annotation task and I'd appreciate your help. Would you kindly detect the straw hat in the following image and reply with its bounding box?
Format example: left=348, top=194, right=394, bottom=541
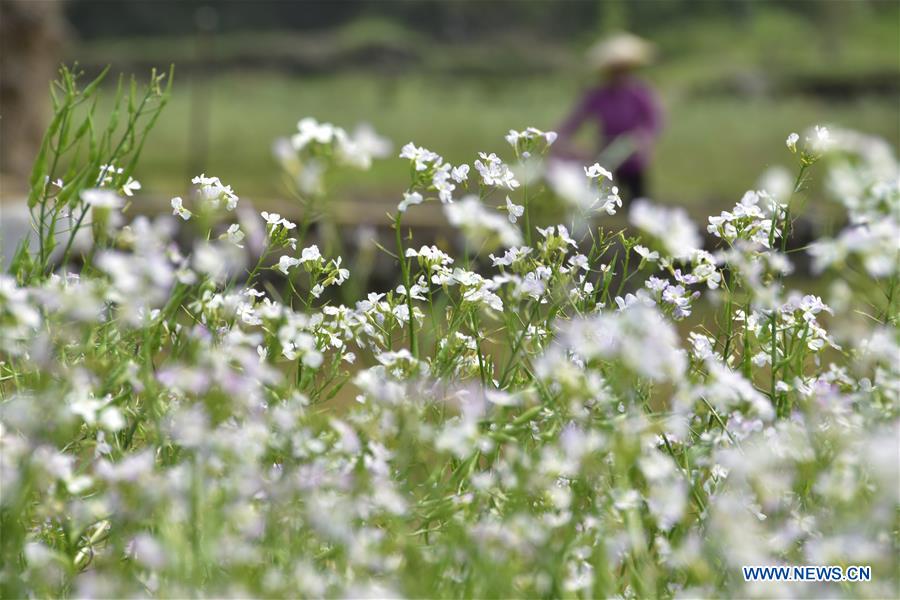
left=587, top=32, right=655, bottom=71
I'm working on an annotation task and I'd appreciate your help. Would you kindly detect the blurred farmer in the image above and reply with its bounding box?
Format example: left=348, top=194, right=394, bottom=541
left=556, top=33, right=663, bottom=201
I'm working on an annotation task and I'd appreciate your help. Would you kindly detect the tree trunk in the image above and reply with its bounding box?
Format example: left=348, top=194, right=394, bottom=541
left=0, top=0, right=67, bottom=188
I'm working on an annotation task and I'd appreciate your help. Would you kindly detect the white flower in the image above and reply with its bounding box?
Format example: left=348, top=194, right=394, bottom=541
left=345, top=123, right=392, bottom=167
left=707, top=190, right=783, bottom=248
left=786, top=132, right=799, bottom=153
left=98, top=163, right=124, bottom=186
left=122, top=176, right=142, bottom=197
left=634, top=245, right=659, bottom=262
left=485, top=389, right=519, bottom=407
left=505, top=196, right=524, bottom=223
left=445, top=196, right=523, bottom=248
left=69, top=392, right=124, bottom=431
left=192, top=173, right=239, bottom=210
left=451, top=164, right=470, bottom=183
left=584, top=163, right=613, bottom=181
left=596, top=186, right=622, bottom=215
left=292, top=117, right=337, bottom=150
left=489, top=246, right=532, bottom=267
left=629, top=199, right=701, bottom=260
left=221, top=223, right=245, bottom=248
left=278, top=255, right=300, bottom=274
left=808, top=125, right=832, bottom=153
left=261, top=211, right=296, bottom=231
left=398, top=191, right=424, bottom=213
left=568, top=253, right=589, bottom=271
left=546, top=160, right=595, bottom=210
left=330, top=257, right=350, bottom=284
left=399, top=142, right=442, bottom=171
left=474, top=152, right=520, bottom=190
left=537, top=224, right=577, bottom=247
left=300, top=245, right=322, bottom=264
left=541, top=304, right=686, bottom=382
left=261, top=211, right=282, bottom=226
left=432, top=165, right=458, bottom=204
left=287, top=118, right=388, bottom=171
left=82, top=188, right=123, bottom=209
left=505, top=127, right=558, bottom=151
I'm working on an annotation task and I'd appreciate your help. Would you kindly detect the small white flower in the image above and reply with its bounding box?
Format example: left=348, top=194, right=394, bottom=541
left=300, top=245, right=322, bottom=263
left=192, top=173, right=238, bottom=210
left=785, top=132, right=799, bottom=153
left=505, top=196, right=525, bottom=223
left=98, top=163, right=123, bottom=186
left=505, top=127, right=558, bottom=150
left=170, top=197, right=192, bottom=220
left=122, top=177, right=142, bottom=197
left=292, top=117, right=336, bottom=150
left=278, top=255, right=300, bottom=274
left=568, top=253, right=589, bottom=271
left=474, top=152, right=520, bottom=190
left=584, top=163, right=613, bottom=181
left=629, top=199, right=701, bottom=260
left=634, top=245, right=659, bottom=262
left=398, top=191, right=424, bottom=213
left=262, top=211, right=281, bottom=225
left=485, top=389, right=519, bottom=407
left=596, top=186, right=622, bottom=215
left=261, top=211, right=296, bottom=231
left=490, top=246, right=531, bottom=267
left=82, top=188, right=123, bottom=209
left=807, top=125, right=832, bottom=153
left=399, top=142, right=442, bottom=171
left=451, top=164, right=470, bottom=183
left=221, top=223, right=245, bottom=248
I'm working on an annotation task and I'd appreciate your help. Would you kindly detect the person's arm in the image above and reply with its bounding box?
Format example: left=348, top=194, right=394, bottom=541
left=630, top=84, right=664, bottom=158
left=636, top=84, right=664, bottom=140
left=553, top=93, right=592, bottom=158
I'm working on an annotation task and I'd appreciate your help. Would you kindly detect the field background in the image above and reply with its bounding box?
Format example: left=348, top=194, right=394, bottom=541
left=2, top=1, right=898, bottom=228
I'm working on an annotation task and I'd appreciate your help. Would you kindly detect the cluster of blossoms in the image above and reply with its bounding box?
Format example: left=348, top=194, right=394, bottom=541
left=272, top=117, right=391, bottom=196
left=399, top=142, right=470, bottom=205
left=807, top=127, right=900, bottom=279
left=505, top=126, right=558, bottom=156
left=170, top=173, right=240, bottom=221
left=474, top=152, right=520, bottom=191
left=2, top=103, right=898, bottom=600
left=543, top=159, right=622, bottom=221
left=707, top=190, right=784, bottom=247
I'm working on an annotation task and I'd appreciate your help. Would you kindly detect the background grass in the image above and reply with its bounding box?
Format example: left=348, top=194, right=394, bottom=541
left=128, top=72, right=897, bottom=212
left=66, top=6, right=898, bottom=223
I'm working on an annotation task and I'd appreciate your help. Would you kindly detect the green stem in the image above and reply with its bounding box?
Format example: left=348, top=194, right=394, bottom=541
left=394, top=212, right=419, bottom=359
left=522, top=182, right=531, bottom=247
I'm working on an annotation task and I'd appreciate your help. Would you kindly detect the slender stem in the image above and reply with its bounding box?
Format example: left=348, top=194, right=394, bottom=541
left=769, top=312, right=779, bottom=409
left=394, top=212, right=418, bottom=359
left=470, top=313, right=489, bottom=386
left=522, top=181, right=531, bottom=247
left=246, top=247, right=271, bottom=288
left=615, top=249, right=632, bottom=298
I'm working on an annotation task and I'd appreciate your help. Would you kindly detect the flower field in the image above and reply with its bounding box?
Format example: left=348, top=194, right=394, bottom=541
left=1, top=68, right=898, bottom=598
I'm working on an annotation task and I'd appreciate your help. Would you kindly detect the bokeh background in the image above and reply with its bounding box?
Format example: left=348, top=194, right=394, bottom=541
left=2, top=0, right=898, bottom=231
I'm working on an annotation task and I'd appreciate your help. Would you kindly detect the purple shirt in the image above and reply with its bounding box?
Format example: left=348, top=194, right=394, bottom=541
left=557, top=77, right=663, bottom=176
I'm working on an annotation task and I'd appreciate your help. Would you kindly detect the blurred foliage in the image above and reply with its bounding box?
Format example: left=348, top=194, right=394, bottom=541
left=55, top=1, right=898, bottom=219
left=118, top=72, right=897, bottom=212
left=65, top=0, right=895, bottom=43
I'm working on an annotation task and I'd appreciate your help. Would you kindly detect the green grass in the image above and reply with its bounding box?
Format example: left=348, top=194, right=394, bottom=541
left=71, top=5, right=898, bottom=216
left=121, top=71, right=898, bottom=215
